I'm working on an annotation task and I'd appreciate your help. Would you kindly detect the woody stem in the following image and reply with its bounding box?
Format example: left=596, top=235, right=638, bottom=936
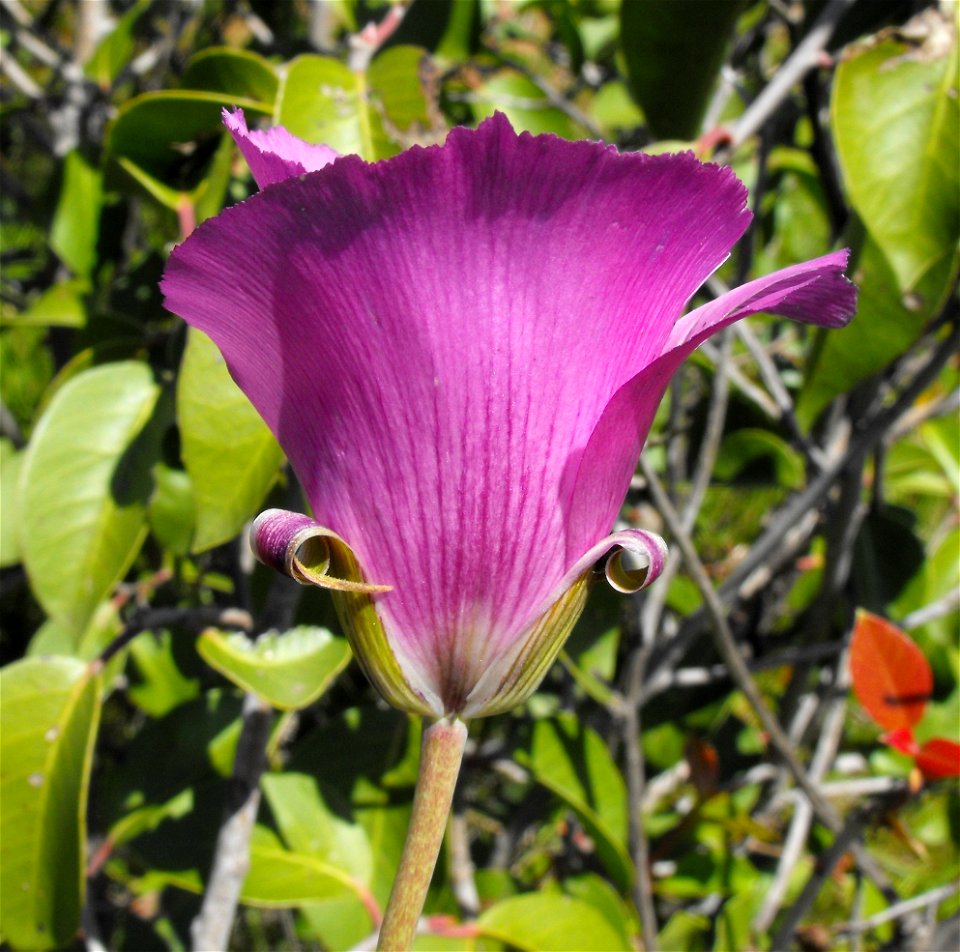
left=377, top=716, right=468, bottom=951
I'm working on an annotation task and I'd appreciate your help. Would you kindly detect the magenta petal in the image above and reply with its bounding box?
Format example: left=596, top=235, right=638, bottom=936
left=223, top=108, right=338, bottom=189
left=567, top=252, right=857, bottom=549
left=163, top=114, right=855, bottom=714
left=668, top=250, right=857, bottom=351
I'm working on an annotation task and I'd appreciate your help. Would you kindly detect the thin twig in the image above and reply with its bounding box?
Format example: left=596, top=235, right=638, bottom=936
left=190, top=692, right=273, bottom=952
left=725, top=0, right=856, bottom=151
left=623, top=646, right=658, bottom=951
left=835, top=882, right=960, bottom=935
left=770, top=805, right=868, bottom=949
left=753, top=649, right=850, bottom=932
left=640, top=458, right=895, bottom=898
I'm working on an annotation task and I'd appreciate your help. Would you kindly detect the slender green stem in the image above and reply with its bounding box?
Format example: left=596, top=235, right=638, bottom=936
left=377, top=716, right=468, bottom=951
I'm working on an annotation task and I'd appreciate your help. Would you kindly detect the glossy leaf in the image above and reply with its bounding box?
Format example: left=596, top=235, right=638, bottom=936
left=832, top=28, right=959, bottom=293
left=197, top=627, right=351, bottom=711
left=275, top=46, right=434, bottom=161
left=0, top=657, right=102, bottom=950
left=620, top=0, right=749, bottom=140
left=19, top=362, right=160, bottom=634
left=472, top=70, right=582, bottom=138
left=477, top=892, right=632, bottom=951
left=915, top=738, right=960, bottom=780
left=522, top=714, right=633, bottom=891
left=850, top=611, right=932, bottom=731
left=177, top=328, right=283, bottom=553
left=796, top=236, right=957, bottom=427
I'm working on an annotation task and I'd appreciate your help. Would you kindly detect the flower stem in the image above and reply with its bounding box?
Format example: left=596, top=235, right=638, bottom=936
left=377, top=716, right=468, bottom=951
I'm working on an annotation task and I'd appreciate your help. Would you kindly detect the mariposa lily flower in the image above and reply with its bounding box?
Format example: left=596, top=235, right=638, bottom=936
left=163, top=110, right=856, bottom=720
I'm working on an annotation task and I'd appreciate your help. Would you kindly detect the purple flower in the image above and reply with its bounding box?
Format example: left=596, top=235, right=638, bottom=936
left=162, top=111, right=856, bottom=718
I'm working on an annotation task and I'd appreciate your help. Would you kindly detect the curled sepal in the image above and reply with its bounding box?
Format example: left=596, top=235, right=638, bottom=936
left=251, top=508, right=391, bottom=594
left=598, top=529, right=669, bottom=594
left=252, top=508, right=432, bottom=714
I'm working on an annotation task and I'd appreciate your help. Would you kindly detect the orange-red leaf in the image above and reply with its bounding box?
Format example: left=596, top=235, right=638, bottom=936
left=849, top=610, right=932, bottom=731
left=915, top=738, right=960, bottom=780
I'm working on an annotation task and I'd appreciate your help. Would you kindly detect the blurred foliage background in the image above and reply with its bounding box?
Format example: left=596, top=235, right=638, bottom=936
left=0, top=0, right=957, bottom=950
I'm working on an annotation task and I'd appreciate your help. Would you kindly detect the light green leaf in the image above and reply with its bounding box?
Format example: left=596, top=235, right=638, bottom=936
left=275, top=46, right=435, bottom=161
left=50, top=151, right=102, bottom=279
left=0, top=439, right=24, bottom=567
left=9, top=281, right=87, bottom=329
left=198, top=627, right=351, bottom=711
left=127, top=630, right=201, bottom=717
left=471, top=69, right=582, bottom=138
left=241, top=826, right=361, bottom=906
left=19, top=362, right=160, bottom=634
left=0, top=657, right=102, bottom=950
left=832, top=27, right=959, bottom=292
left=261, top=772, right=372, bottom=882
left=147, top=463, right=195, bottom=556
left=477, top=893, right=632, bottom=951
left=177, top=328, right=283, bottom=553
left=521, top=714, right=633, bottom=891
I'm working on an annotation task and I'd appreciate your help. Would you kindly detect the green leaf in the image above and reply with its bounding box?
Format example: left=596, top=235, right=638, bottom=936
left=471, top=69, right=582, bottom=138
left=50, top=151, right=102, bottom=280
left=275, top=46, right=435, bottom=161
left=261, top=772, right=372, bottom=882
left=83, top=0, right=150, bottom=89
left=796, top=237, right=958, bottom=427
left=620, top=0, right=749, bottom=140
left=127, top=630, right=201, bottom=718
left=521, top=714, right=633, bottom=891
left=177, top=328, right=283, bottom=552
left=147, top=463, right=195, bottom=556
left=1, top=439, right=24, bottom=567
left=832, top=28, right=959, bottom=292
left=0, top=657, right=102, bottom=950
left=714, top=428, right=805, bottom=489
left=19, top=362, right=161, bottom=634
left=197, top=627, right=351, bottom=711
left=107, top=90, right=271, bottom=201
left=563, top=874, right=639, bottom=950
left=181, top=47, right=279, bottom=103
left=9, top=281, right=87, bottom=329
left=241, top=826, right=361, bottom=906
left=477, top=893, right=632, bottom=951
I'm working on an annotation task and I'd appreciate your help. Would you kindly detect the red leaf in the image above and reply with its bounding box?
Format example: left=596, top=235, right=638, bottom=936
left=849, top=611, right=932, bottom=731
left=915, top=738, right=960, bottom=780
left=880, top=727, right=920, bottom=757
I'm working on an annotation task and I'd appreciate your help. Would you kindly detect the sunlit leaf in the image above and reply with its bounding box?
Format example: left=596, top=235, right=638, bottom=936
left=477, top=892, right=632, bottom=951
left=177, top=328, right=283, bottom=553
left=832, top=23, right=959, bottom=293
left=0, top=439, right=24, bottom=567
left=197, top=627, right=351, bottom=711
left=850, top=610, right=932, bottom=731
left=50, top=151, right=102, bottom=280
left=0, top=657, right=102, bottom=950
left=275, top=46, right=435, bottom=161
left=19, top=362, right=161, bottom=634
